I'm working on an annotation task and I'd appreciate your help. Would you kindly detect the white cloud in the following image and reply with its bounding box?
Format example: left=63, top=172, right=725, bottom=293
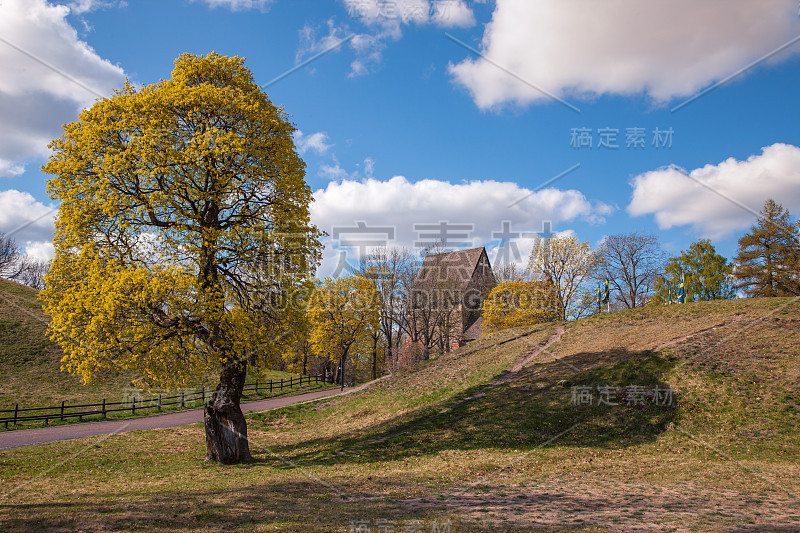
left=311, top=176, right=612, bottom=276
left=343, top=0, right=430, bottom=29
left=294, top=130, right=333, bottom=155
left=0, top=0, right=126, bottom=176
left=296, top=18, right=390, bottom=78
left=363, top=157, right=375, bottom=178
left=24, top=241, right=55, bottom=262
left=449, top=0, right=800, bottom=110
left=301, top=1, right=475, bottom=77
left=319, top=163, right=352, bottom=181
left=0, top=189, right=57, bottom=255
left=431, top=0, right=475, bottom=28
left=192, top=0, right=274, bottom=11
left=66, top=0, right=124, bottom=14
left=628, top=143, right=800, bottom=239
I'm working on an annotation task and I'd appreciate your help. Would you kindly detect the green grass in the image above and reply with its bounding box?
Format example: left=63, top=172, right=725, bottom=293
left=0, top=298, right=799, bottom=532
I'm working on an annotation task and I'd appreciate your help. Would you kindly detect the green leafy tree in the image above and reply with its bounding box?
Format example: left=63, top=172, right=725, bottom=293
left=734, top=199, right=800, bottom=297
left=41, top=53, right=322, bottom=464
left=651, top=240, right=735, bottom=305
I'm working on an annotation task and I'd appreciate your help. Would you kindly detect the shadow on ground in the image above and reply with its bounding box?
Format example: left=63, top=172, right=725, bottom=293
left=250, top=348, right=679, bottom=467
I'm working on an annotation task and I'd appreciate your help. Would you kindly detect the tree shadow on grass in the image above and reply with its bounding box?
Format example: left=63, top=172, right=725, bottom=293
left=0, top=480, right=414, bottom=532
left=248, top=348, right=679, bottom=468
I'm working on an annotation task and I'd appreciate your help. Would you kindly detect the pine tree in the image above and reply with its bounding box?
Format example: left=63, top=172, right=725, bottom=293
left=734, top=199, right=800, bottom=297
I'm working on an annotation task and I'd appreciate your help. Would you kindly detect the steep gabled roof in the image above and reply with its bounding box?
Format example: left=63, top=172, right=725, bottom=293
left=414, top=246, right=491, bottom=290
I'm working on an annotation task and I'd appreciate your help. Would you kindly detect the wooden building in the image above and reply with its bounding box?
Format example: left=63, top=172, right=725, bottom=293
left=408, top=246, right=497, bottom=351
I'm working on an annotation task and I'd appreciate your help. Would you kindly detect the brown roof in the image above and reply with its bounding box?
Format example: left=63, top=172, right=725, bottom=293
left=462, top=315, right=484, bottom=341
left=414, top=246, right=490, bottom=290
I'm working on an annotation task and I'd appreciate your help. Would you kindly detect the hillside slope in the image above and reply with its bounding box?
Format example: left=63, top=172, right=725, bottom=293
left=1, top=297, right=798, bottom=532
left=0, top=277, right=131, bottom=407
left=0, top=278, right=328, bottom=413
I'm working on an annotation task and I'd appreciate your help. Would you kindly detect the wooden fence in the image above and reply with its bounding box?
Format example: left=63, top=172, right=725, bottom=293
left=0, top=373, right=334, bottom=428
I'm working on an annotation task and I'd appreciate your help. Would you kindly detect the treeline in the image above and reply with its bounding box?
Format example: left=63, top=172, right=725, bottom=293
left=487, top=198, right=800, bottom=330
left=0, top=233, right=49, bottom=289
left=295, top=198, right=800, bottom=385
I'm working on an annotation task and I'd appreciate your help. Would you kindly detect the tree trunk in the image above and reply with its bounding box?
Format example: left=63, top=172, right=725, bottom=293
left=204, top=361, right=252, bottom=464
left=372, top=334, right=378, bottom=380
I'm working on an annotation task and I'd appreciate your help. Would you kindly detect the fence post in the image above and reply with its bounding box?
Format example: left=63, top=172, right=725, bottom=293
left=102, top=398, right=106, bottom=418
left=280, top=378, right=283, bottom=391
left=181, top=391, right=185, bottom=408
left=132, top=396, right=136, bottom=415
left=201, top=385, right=205, bottom=403
left=13, top=403, right=18, bottom=426
left=60, top=400, right=65, bottom=421
left=158, top=393, right=162, bottom=411
left=255, top=379, right=259, bottom=394
left=270, top=379, right=273, bottom=394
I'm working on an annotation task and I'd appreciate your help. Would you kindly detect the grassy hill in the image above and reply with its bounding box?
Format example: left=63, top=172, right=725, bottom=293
left=0, top=278, right=329, bottom=417
left=1, top=297, right=798, bottom=531
left=0, top=277, right=131, bottom=408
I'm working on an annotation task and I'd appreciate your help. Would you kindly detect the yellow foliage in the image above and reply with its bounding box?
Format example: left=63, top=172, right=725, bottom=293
left=40, top=53, right=321, bottom=388
left=306, top=276, right=379, bottom=366
left=528, top=234, right=596, bottom=320
left=482, top=280, right=560, bottom=333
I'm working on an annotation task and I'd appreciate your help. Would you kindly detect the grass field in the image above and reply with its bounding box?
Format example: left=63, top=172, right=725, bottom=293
left=1, top=297, right=799, bottom=531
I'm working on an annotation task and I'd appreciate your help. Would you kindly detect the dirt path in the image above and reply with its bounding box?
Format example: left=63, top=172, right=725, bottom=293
left=475, top=325, right=565, bottom=390
left=0, top=388, right=341, bottom=450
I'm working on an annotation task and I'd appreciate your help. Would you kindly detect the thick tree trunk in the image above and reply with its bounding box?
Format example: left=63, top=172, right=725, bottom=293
left=204, top=362, right=252, bottom=464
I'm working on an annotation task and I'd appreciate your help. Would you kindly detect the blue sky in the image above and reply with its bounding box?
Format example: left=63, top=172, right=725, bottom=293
left=1, top=0, right=800, bottom=276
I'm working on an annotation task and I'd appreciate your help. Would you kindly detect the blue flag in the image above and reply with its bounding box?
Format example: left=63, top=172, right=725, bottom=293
left=668, top=290, right=673, bottom=305
left=677, top=275, right=686, bottom=303
left=597, top=286, right=601, bottom=311
left=602, top=278, right=609, bottom=304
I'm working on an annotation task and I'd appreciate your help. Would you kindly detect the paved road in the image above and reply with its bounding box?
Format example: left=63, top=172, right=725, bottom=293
left=0, top=389, right=340, bottom=450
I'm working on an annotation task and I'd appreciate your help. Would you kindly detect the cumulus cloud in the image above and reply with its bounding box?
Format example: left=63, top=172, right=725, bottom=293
left=0, top=0, right=125, bottom=176
left=24, top=241, right=55, bottom=262
left=192, top=0, right=274, bottom=11
left=628, top=143, right=800, bottom=239
left=294, top=130, right=333, bottom=155
left=311, top=176, right=612, bottom=276
left=449, top=0, right=800, bottom=110
left=0, top=189, right=57, bottom=257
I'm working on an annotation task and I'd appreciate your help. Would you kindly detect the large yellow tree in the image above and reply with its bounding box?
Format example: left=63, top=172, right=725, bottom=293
left=41, top=53, right=321, bottom=464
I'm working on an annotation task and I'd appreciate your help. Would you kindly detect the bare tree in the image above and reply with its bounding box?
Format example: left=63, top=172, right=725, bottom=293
left=0, top=233, right=24, bottom=280
left=16, top=257, right=50, bottom=290
left=492, top=261, right=531, bottom=283
left=595, top=233, right=665, bottom=309
left=360, top=247, right=417, bottom=374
